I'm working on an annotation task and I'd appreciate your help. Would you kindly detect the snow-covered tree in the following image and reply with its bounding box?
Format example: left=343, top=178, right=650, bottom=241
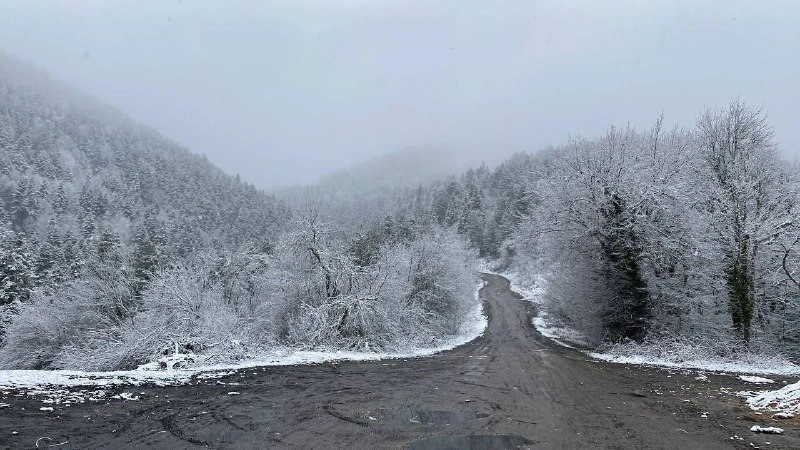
left=696, top=99, right=793, bottom=344
left=0, top=226, right=35, bottom=305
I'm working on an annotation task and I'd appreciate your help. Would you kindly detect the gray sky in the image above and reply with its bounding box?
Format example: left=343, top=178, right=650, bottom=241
left=0, top=0, right=798, bottom=188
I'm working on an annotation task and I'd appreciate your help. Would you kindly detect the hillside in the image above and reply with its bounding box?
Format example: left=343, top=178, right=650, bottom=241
left=0, top=53, right=289, bottom=306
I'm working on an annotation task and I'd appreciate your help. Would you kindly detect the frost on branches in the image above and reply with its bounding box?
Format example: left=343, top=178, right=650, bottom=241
left=0, top=211, right=479, bottom=370
left=506, top=101, right=800, bottom=360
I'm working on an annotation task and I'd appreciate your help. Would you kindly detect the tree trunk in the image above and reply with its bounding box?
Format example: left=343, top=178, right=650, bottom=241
left=727, top=235, right=754, bottom=345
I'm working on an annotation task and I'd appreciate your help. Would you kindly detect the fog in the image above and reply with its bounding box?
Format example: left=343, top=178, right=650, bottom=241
left=1, top=0, right=798, bottom=188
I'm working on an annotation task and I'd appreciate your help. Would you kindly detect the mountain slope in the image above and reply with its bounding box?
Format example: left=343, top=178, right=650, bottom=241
left=0, top=53, right=288, bottom=304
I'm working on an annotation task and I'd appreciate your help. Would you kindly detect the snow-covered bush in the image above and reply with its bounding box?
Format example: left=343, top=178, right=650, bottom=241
left=0, top=279, right=124, bottom=369
left=278, top=222, right=478, bottom=352
left=404, top=228, right=477, bottom=334
left=86, top=250, right=282, bottom=369
left=536, top=255, right=609, bottom=346
left=0, top=300, right=20, bottom=343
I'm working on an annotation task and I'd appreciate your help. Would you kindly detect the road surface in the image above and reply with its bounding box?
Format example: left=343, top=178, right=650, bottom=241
left=1, top=274, right=797, bottom=449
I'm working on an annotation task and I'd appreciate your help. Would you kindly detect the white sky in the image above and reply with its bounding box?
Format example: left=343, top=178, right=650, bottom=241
left=0, top=0, right=797, bottom=187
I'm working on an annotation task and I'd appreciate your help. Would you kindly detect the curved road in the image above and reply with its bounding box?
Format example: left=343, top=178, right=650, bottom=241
left=1, top=274, right=797, bottom=449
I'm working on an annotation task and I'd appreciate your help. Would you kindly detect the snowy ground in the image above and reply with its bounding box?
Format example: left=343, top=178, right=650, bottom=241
left=590, top=349, right=800, bottom=376
left=0, top=282, right=488, bottom=392
left=740, top=381, right=800, bottom=416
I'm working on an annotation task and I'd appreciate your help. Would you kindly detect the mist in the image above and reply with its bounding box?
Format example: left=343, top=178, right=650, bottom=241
left=0, top=0, right=798, bottom=188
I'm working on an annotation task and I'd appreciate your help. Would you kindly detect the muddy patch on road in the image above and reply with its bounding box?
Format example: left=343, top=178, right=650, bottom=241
left=403, top=433, right=533, bottom=449
left=379, top=407, right=490, bottom=425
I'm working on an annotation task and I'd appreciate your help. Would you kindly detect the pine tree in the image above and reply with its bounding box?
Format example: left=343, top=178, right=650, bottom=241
left=61, top=231, right=82, bottom=279
left=0, top=227, right=35, bottom=304
left=79, top=208, right=97, bottom=243
left=0, top=198, right=10, bottom=227
left=97, top=227, right=122, bottom=262
left=35, top=218, right=63, bottom=285
left=53, top=185, right=69, bottom=215
left=10, top=177, right=36, bottom=230
left=132, top=227, right=159, bottom=296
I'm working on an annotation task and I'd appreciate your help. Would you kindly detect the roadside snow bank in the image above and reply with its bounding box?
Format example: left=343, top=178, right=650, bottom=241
left=739, top=376, right=775, bottom=384
left=590, top=343, right=800, bottom=376
left=0, top=284, right=487, bottom=390
left=741, top=381, right=800, bottom=415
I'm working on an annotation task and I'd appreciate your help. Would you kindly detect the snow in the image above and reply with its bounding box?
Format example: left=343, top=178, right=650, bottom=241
left=739, top=376, right=775, bottom=384
left=741, top=380, right=800, bottom=415
left=590, top=351, right=800, bottom=376
left=34, top=437, right=68, bottom=448
left=0, top=282, right=487, bottom=392
left=483, top=269, right=590, bottom=348
left=749, top=425, right=784, bottom=434
left=112, top=392, right=140, bottom=401
left=137, top=353, right=197, bottom=371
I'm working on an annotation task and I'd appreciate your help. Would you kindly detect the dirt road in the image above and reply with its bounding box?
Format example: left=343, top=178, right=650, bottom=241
left=1, top=274, right=797, bottom=449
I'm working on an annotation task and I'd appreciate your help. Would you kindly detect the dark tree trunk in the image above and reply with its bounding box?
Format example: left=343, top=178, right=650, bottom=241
left=727, top=235, right=754, bottom=345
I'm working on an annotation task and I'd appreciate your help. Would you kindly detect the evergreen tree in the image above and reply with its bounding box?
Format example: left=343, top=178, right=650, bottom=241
left=0, top=227, right=35, bottom=304
left=132, top=227, right=159, bottom=295
left=53, top=185, right=69, bottom=215
left=10, top=177, right=35, bottom=230
left=97, top=227, right=122, bottom=263
left=35, top=218, right=63, bottom=285
left=61, top=231, right=82, bottom=279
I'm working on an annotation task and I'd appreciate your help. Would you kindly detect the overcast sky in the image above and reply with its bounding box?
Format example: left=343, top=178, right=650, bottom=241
left=0, top=0, right=797, bottom=188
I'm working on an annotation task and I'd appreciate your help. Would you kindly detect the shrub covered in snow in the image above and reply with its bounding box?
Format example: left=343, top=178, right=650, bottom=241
left=0, top=300, right=20, bottom=343
left=277, top=224, right=477, bottom=352
left=0, top=274, right=132, bottom=370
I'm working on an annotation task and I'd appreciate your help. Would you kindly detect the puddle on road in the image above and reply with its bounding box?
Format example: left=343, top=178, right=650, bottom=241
left=381, top=408, right=489, bottom=424
left=403, top=434, right=532, bottom=450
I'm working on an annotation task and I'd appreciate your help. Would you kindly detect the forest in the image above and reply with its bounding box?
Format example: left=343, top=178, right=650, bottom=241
left=0, top=55, right=477, bottom=370
left=421, top=103, right=800, bottom=361
left=1, top=52, right=798, bottom=372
